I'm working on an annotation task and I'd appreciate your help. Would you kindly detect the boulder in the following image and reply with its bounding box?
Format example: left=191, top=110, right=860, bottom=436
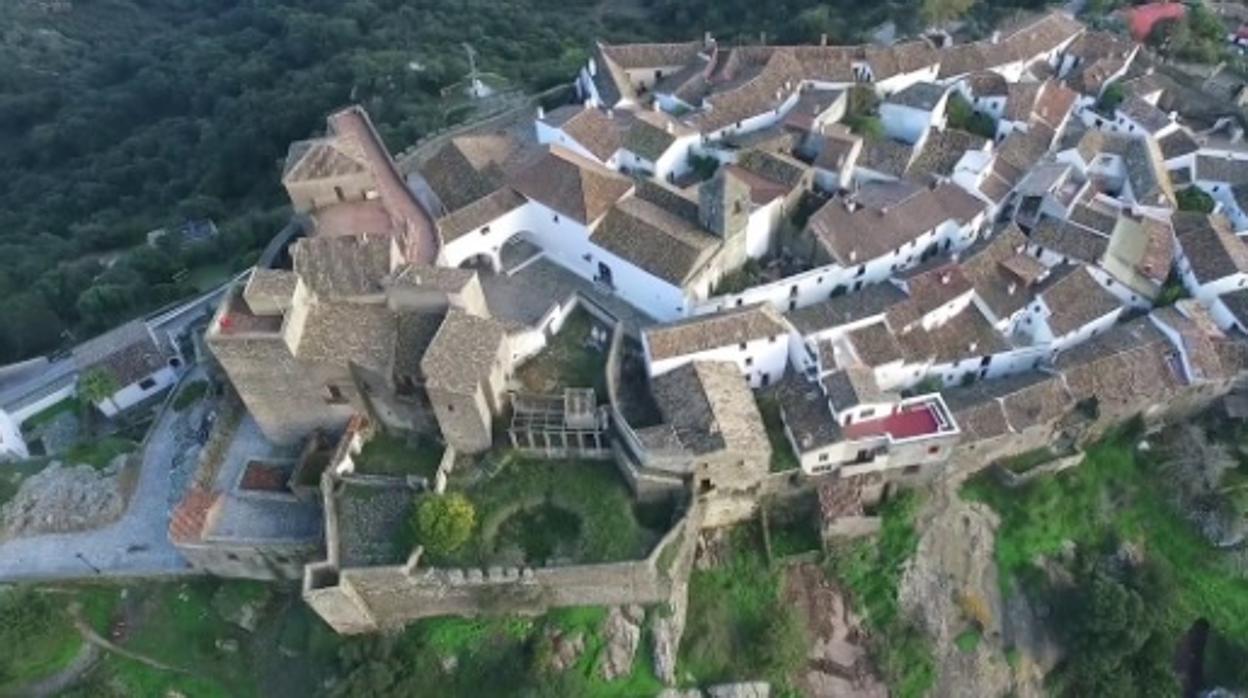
left=599, top=605, right=644, bottom=680
left=652, top=584, right=689, bottom=686
left=706, top=682, right=770, bottom=698
left=544, top=628, right=585, bottom=673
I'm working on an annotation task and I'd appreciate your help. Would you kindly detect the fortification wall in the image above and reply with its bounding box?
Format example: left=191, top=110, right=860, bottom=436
left=306, top=496, right=700, bottom=634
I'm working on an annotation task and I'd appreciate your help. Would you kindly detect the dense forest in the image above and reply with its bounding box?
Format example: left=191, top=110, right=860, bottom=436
left=0, top=0, right=1048, bottom=363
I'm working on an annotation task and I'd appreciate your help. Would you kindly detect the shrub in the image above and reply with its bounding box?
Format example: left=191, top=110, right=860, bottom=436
left=414, top=493, right=476, bottom=556
left=955, top=627, right=981, bottom=653
left=172, top=380, right=209, bottom=412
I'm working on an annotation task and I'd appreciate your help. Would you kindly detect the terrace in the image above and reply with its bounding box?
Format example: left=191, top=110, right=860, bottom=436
left=210, top=287, right=284, bottom=336
left=841, top=393, right=958, bottom=443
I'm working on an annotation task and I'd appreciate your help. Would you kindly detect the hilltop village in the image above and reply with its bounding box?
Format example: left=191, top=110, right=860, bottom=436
left=131, top=6, right=1248, bottom=689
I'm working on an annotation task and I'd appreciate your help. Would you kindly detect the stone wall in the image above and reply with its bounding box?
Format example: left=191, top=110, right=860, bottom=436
left=304, top=487, right=701, bottom=634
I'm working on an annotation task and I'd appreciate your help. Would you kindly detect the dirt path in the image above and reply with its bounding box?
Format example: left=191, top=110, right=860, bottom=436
left=7, top=643, right=100, bottom=698
left=784, top=562, right=887, bottom=698
left=66, top=604, right=191, bottom=675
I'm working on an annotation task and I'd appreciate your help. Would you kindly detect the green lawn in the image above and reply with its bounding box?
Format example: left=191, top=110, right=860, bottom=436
left=679, top=523, right=806, bottom=694
left=514, top=309, right=608, bottom=397
left=825, top=491, right=935, bottom=698
left=422, top=455, right=654, bottom=567
left=757, top=397, right=800, bottom=473
left=354, top=431, right=444, bottom=479
left=64, top=436, right=136, bottom=469
left=0, top=585, right=121, bottom=694
left=963, top=424, right=1248, bottom=687
left=20, top=396, right=81, bottom=431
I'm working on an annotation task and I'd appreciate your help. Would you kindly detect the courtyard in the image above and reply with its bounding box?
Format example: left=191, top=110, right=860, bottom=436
left=513, top=308, right=610, bottom=398
left=417, top=454, right=675, bottom=568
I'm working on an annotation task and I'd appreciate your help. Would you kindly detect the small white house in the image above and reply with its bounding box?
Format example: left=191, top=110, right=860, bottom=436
left=73, top=320, right=183, bottom=418
left=879, top=82, right=950, bottom=144
left=0, top=409, right=28, bottom=461
left=643, top=303, right=791, bottom=388
left=1173, top=211, right=1248, bottom=330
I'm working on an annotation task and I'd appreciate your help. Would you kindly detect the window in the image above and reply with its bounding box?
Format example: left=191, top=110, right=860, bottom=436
left=819, top=453, right=829, bottom=462
left=739, top=342, right=747, bottom=350
left=480, top=225, right=491, bottom=235
left=769, top=335, right=777, bottom=343
left=926, top=445, right=940, bottom=455
left=981, top=355, right=992, bottom=367
left=226, top=553, right=240, bottom=562
left=138, top=377, right=157, bottom=391
left=553, top=213, right=560, bottom=222
left=325, top=385, right=347, bottom=404
left=860, top=408, right=875, bottom=419
left=905, top=464, right=923, bottom=474
left=1105, top=278, right=1113, bottom=287
left=760, top=372, right=770, bottom=387
left=855, top=265, right=866, bottom=277
left=745, top=357, right=754, bottom=367
left=446, top=403, right=455, bottom=413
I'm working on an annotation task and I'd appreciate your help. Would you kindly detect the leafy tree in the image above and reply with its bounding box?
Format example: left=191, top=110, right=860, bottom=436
left=79, top=367, right=121, bottom=414
left=945, top=94, right=997, bottom=139
left=922, top=0, right=977, bottom=28
left=1096, top=83, right=1126, bottom=113
left=414, top=493, right=476, bottom=556
left=1048, top=557, right=1179, bottom=698
left=1176, top=186, right=1216, bottom=214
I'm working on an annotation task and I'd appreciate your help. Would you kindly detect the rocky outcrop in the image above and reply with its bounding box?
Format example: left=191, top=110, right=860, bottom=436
left=785, top=563, right=886, bottom=697
left=599, top=604, right=644, bottom=680
left=652, top=581, right=688, bottom=685
left=706, top=682, right=770, bottom=698
left=899, top=483, right=1021, bottom=698
left=1, top=459, right=125, bottom=539
left=543, top=626, right=586, bottom=674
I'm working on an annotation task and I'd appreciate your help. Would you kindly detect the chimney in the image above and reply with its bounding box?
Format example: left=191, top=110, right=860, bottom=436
left=536, top=105, right=545, bottom=120
left=760, top=31, right=767, bottom=45
left=820, top=33, right=828, bottom=46
left=939, top=270, right=951, bottom=285
left=606, top=108, right=614, bottom=119
left=990, top=30, right=1001, bottom=44
left=588, top=57, right=598, bottom=77
left=1007, top=281, right=1018, bottom=295
left=704, top=31, right=714, bottom=49
left=665, top=120, right=674, bottom=134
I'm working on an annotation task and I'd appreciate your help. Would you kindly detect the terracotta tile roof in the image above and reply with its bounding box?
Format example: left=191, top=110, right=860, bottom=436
left=243, top=269, right=297, bottom=315
left=418, top=133, right=522, bottom=212
left=296, top=302, right=396, bottom=372
left=847, top=322, right=904, bottom=366
left=943, top=370, right=1071, bottom=437
left=591, top=196, right=720, bottom=286
left=782, top=88, right=846, bottom=132
left=859, top=138, right=916, bottom=178
left=169, top=486, right=219, bottom=544
left=1175, top=212, right=1248, bottom=284
left=73, top=320, right=172, bottom=388
left=292, top=234, right=394, bottom=299
left=600, top=41, right=705, bottom=70
left=886, top=82, right=948, bottom=110
left=691, top=50, right=803, bottom=134
left=776, top=373, right=843, bottom=451
left=622, top=110, right=687, bottom=162
left=510, top=146, right=633, bottom=225
left=1030, top=215, right=1109, bottom=265
left=1195, top=154, right=1248, bottom=184
left=645, top=303, right=788, bottom=362
left=964, top=71, right=1009, bottom=97
left=809, top=182, right=984, bottom=265
left=651, top=360, right=770, bottom=457
left=421, top=309, right=507, bottom=395
left=961, top=224, right=1042, bottom=320
left=822, top=366, right=885, bottom=410
left=436, top=186, right=527, bottom=243
left=1151, top=124, right=1196, bottom=158
left=1152, top=301, right=1228, bottom=383
left=282, top=135, right=368, bottom=183
left=896, top=302, right=1010, bottom=364
left=1057, top=316, right=1181, bottom=404
left=1219, top=288, right=1248, bottom=329
left=550, top=107, right=624, bottom=161
left=785, top=283, right=908, bottom=335
left=1038, top=264, right=1121, bottom=336
left=813, top=129, right=863, bottom=173
left=907, top=128, right=988, bottom=181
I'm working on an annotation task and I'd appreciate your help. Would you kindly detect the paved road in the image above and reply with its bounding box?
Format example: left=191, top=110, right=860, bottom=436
left=0, top=381, right=200, bottom=582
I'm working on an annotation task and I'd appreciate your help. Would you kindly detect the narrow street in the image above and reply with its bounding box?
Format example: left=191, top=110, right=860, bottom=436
left=0, top=377, right=203, bottom=582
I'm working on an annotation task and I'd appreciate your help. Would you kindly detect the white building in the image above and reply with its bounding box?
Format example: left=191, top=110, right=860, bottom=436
left=73, top=319, right=183, bottom=418
left=643, top=303, right=791, bottom=388
left=1173, top=211, right=1248, bottom=330
left=879, top=82, right=950, bottom=144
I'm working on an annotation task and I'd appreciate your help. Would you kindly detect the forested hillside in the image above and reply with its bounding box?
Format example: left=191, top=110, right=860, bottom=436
left=0, top=0, right=1046, bottom=364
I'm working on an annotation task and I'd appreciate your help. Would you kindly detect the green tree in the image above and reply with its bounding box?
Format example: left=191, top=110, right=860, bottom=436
left=1176, top=186, right=1216, bottom=213
left=921, top=0, right=976, bottom=28
left=79, top=367, right=121, bottom=415
left=414, top=493, right=476, bottom=556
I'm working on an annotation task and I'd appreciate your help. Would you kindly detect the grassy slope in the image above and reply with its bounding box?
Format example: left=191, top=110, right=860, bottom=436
left=963, top=427, right=1248, bottom=685
left=826, top=491, right=935, bottom=698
